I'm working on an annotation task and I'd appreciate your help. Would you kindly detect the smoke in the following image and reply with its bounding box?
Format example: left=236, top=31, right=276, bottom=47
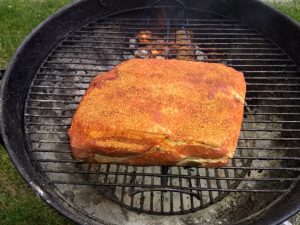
left=148, top=0, right=186, bottom=29
left=158, top=0, right=186, bottom=20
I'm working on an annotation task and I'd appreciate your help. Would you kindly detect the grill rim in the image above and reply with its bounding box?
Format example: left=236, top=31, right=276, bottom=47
left=1, top=0, right=300, bottom=224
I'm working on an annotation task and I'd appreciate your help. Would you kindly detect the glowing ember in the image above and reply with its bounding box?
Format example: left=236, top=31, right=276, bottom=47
left=151, top=49, right=163, bottom=56
left=130, top=29, right=208, bottom=61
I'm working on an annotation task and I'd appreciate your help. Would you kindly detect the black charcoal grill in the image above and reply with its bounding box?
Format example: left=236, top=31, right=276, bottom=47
left=1, top=0, right=300, bottom=224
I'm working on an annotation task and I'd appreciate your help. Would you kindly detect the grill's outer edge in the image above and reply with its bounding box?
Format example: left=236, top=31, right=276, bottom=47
left=0, top=0, right=300, bottom=225
left=233, top=181, right=300, bottom=225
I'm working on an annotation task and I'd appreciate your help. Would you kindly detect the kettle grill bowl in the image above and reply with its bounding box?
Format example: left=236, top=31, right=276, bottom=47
left=1, top=0, right=299, bottom=224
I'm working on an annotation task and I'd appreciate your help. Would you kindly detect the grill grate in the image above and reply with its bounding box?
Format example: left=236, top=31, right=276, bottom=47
left=24, top=8, right=300, bottom=218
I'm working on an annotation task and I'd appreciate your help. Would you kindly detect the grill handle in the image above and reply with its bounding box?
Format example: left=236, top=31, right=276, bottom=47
left=0, top=69, right=5, bottom=146
left=0, top=70, right=5, bottom=80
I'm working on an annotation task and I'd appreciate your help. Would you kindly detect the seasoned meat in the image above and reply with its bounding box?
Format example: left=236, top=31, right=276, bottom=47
left=69, top=59, right=246, bottom=167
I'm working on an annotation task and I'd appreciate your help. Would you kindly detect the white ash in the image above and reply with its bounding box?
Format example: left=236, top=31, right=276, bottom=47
left=123, top=52, right=135, bottom=60
left=134, top=49, right=150, bottom=59
left=194, top=45, right=208, bottom=61
left=129, top=38, right=138, bottom=49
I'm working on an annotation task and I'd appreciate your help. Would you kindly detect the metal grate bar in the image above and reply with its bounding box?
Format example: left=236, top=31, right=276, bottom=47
left=36, top=70, right=300, bottom=77
left=31, top=149, right=71, bottom=153
left=169, top=168, right=174, bottom=213
left=120, top=166, right=128, bottom=204
left=130, top=166, right=137, bottom=209
left=150, top=167, right=155, bottom=213
left=28, top=93, right=300, bottom=101
left=25, top=128, right=300, bottom=133
left=237, top=146, right=300, bottom=150
left=72, top=30, right=261, bottom=36
left=28, top=93, right=83, bottom=97
left=39, top=66, right=105, bottom=72
left=57, top=44, right=280, bottom=51
left=241, top=128, right=300, bottom=132
left=62, top=40, right=272, bottom=46
left=89, top=23, right=244, bottom=27
left=41, top=170, right=299, bottom=181
left=247, top=97, right=300, bottom=100
left=244, top=113, right=300, bottom=116
left=93, top=18, right=236, bottom=22
left=247, top=90, right=300, bottom=93
left=47, top=55, right=293, bottom=63
left=89, top=21, right=241, bottom=26
left=246, top=105, right=300, bottom=108
left=92, top=22, right=241, bottom=26
left=36, top=69, right=299, bottom=75
left=34, top=159, right=300, bottom=171
left=51, top=50, right=288, bottom=57
left=242, top=121, right=300, bottom=123
left=26, top=122, right=70, bottom=126
left=43, top=61, right=297, bottom=69
left=25, top=127, right=300, bottom=135
left=245, top=77, right=300, bottom=80
left=68, top=35, right=266, bottom=41
left=178, top=168, right=185, bottom=213
left=31, top=78, right=300, bottom=86
left=83, top=26, right=256, bottom=31
left=140, top=167, right=146, bottom=211
left=25, top=114, right=300, bottom=122
left=244, top=71, right=299, bottom=73
left=24, top=107, right=300, bottom=118
left=27, top=132, right=300, bottom=141
left=234, top=156, right=300, bottom=160
left=28, top=146, right=300, bottom=152
left=30, top=85, right=87, bottom=90
left=48, top=181, right=290, bottom=193
left=37, top=72, right=96, bottom=77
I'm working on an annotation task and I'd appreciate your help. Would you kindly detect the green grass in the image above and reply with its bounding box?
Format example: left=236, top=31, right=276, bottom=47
left=269, top=0, right=300, bottom=22
left=0, top=1, right=299, bottom=225
left=0, top=2, right=73, bottom=225
left=0, top=0, right=72, bottom=68
left=0, top=147, right=73, bottom=225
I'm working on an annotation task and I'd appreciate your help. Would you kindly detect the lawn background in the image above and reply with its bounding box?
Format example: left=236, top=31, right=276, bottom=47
left=0, top=0, right=299, bottom=225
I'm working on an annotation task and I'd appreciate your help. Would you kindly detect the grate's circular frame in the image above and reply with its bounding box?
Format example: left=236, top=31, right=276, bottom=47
left=1, top=0, right=300, bottom=225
